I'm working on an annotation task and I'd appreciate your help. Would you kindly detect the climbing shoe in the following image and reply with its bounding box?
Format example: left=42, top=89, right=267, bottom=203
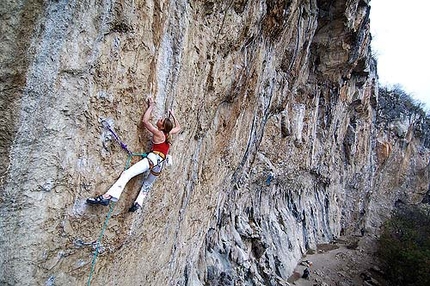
left=86, top=195, right=110, bottom=206
left=128, top=202, right=141, bottom=212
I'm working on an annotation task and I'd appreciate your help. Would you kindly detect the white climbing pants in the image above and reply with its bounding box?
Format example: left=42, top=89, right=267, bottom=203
left=105, top=152, right=164, bottom=202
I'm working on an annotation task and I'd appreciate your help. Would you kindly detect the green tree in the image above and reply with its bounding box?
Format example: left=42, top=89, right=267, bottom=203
left=377, top=205, right=430, bottom=286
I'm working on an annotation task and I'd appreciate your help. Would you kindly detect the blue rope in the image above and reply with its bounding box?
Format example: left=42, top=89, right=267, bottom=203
left=87, top=201, right=115, bottom=286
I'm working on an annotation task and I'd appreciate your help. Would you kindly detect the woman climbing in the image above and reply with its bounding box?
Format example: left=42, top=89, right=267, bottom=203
left=86, top=97, right=181, bottom=212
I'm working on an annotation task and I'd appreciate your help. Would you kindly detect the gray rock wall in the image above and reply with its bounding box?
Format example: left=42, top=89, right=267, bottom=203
left=0, top=0, right=428, bottom=285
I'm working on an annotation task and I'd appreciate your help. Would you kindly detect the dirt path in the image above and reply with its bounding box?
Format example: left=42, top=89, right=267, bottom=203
left=288, top=236, right=387, bottom=286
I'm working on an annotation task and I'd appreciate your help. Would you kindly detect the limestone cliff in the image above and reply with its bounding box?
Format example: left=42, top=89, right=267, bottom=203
left=0, top=0, right=428, bottom=285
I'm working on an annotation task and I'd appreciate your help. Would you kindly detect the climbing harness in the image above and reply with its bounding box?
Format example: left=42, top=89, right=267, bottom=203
left=87, top=120, right=166, bottom=286
left=148, top=151, right=166, bottom=176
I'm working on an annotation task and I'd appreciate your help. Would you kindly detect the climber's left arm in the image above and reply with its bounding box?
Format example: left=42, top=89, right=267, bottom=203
left=169, top=109, right=181, bottom=135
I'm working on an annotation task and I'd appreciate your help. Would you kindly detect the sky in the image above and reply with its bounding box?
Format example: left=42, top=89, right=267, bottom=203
left=370, top=0, right=430, bottom=111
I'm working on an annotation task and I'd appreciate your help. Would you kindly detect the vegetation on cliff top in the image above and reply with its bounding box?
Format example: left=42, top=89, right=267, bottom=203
left=377, top=86, right=430, bottom=147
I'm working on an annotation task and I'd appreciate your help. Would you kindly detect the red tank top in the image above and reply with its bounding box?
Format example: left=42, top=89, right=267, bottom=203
left=152, top=133, right=169, bottom=156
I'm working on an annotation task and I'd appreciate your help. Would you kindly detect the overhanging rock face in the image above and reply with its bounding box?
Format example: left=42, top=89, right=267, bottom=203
left=1, top=1, right=428, bottom=285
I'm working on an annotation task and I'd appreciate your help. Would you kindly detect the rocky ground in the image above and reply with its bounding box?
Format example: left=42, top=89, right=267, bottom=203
left=288, top=236, right=388, bottom=286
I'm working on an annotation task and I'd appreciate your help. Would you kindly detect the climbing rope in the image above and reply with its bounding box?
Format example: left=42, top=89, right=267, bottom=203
left=87, top=201, right=115, bottom=286
left=87, top=121, right=147, bottom=286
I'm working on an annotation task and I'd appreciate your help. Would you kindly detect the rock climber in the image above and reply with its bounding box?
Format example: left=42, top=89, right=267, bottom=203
left=86, top=97, right=181, bottom=212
